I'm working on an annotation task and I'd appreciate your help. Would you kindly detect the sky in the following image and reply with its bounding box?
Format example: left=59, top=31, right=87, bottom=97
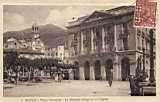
left=3, top=3, right=135, bottom=32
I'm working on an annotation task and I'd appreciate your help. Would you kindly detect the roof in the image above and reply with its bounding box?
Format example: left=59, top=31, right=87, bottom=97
left=7, top=37, right=17, bottom=42
left=67, top=6, right=135, bottom=28
left=4, top=49, right=44, bottom=55
left=103, top=6, right=134, bottom=16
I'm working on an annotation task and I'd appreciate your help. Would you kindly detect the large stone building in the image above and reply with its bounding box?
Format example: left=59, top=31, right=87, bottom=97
left=44, top=43, right=70, bottom=64
left=4, top=37, right=21, bottom=50
left=67, top=6, right=155, bottom=81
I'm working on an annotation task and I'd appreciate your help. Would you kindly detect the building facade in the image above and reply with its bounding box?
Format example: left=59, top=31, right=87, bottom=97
left=4, top=37, right=21, bottom=50
left=67, top=6, right=155, bottom=80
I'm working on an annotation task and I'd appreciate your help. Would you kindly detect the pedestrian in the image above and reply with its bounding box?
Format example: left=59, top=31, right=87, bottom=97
left=58, top=72, right=63, bottom=83
left=129, top=75, right=139, bottom=96
left=55, top=73, right=59, bottom=81
left=8, top=69, right=12, bottom=83
left=108, top=68, right=113, bottom=87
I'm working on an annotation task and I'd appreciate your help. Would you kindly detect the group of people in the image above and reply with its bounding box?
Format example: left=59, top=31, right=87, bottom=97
left=4, top=68, right=32, bottom=83
left=4, top=67, right=113, bottom=86
left=4, top=68, right=66, bottom=84
left=54, top=72, right=65, bottom=82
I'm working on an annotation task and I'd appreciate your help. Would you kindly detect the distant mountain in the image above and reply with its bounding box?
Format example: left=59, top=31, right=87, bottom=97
left=3, top=24, right=69, bottom=48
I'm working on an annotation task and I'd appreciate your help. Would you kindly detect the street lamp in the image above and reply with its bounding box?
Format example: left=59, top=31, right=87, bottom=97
left=149, top=29, right=155, bottom=83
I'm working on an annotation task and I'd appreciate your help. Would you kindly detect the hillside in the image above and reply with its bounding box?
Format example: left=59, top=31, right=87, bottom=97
left=3, top=24, right=69, bottom=48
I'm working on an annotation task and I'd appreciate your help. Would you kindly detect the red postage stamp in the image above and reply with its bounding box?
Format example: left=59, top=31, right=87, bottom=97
left=134, top=0, right=157, bottom=28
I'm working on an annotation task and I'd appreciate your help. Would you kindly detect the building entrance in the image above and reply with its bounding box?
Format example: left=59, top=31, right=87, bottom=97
left=105, top=59, right=113, bottom=80
left=74, top=61, right=79, bottom=80
left=121, top=58, right=130, bottom=81
left=94, top=60, right=101, bottom=80
left=84, top=61, right=90, bottom=80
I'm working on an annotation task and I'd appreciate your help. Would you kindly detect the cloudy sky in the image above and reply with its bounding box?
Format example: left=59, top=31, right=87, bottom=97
left=3, top=3, right=135, bottom=32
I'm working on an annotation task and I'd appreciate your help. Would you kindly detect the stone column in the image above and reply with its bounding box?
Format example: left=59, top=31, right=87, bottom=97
left=130, top=62, right=136, bottom=76
left=101, top=65, right=106, bottom=80
left=119, top=63, right=122, bottom=80
left=79, top=66, right=85, bottom=80
left=113, top=24, right=118, bottom=80
left=102, top=27, right=105, bottom=52
left=114, top=24, right=117, bottom=51
left=140, top=28, right=143, bottom=51
left=135, top=27, right=137, bottom=50
left=113, top=24, right=119, bottom=80
left=91, top=29, right=94, bottom=53
left=105, top=31, right=109, bottom=52
left=113, top=55, right=119, bottom=80
left=69, top=69, right=74, bottom=80
left=77, top=32, right=80, bottom=55
left=90, top=65, right=95, bottom=80
left=80, top=31, right=84, bottom=55
left=121, top=24, right=124, bottom=50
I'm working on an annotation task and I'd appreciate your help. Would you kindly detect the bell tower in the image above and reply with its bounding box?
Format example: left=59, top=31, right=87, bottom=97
left=31, top=22, right=44, bottom=52
left=32, top=22, right=40, bottom=39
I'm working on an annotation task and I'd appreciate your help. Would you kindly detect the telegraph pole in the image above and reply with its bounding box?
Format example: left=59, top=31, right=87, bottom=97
left=149, top=29, right=155, bottom=83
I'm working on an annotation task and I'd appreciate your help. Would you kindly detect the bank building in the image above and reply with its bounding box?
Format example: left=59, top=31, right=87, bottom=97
left=66, top=6, right=155, bottom=81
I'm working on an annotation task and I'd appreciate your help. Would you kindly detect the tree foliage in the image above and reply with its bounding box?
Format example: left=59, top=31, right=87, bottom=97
left=4, top=51, right=76, bottom=71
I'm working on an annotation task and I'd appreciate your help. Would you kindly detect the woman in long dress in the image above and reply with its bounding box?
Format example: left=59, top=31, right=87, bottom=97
left=58, top=73, right=63, bottom=82
left=55, top=73, right=59, bottom=81
left=108, top=69, right=113, bottom=87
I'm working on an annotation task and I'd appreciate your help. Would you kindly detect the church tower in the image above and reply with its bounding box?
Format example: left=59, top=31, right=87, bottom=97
left=32, top=22, right=40, bottom=39
left=31, top=23, right=44, bottom=53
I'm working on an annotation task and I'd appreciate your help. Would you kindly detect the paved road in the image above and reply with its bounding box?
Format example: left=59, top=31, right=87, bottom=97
left=3, top=80, right=130, bottom=97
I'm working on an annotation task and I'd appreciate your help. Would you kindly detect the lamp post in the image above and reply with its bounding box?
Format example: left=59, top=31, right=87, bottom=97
left=149, top=29, right=155, bottom=83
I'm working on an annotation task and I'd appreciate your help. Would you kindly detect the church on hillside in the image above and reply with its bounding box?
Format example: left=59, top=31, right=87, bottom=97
left=3, top=23, right=45, bottom=59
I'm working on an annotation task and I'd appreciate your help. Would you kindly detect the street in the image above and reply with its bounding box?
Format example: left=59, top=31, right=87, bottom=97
left=3, top=80, right=130, bottom=97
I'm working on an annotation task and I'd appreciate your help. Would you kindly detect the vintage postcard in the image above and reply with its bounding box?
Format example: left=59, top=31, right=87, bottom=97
left=1, top=0, right=160, bottom=102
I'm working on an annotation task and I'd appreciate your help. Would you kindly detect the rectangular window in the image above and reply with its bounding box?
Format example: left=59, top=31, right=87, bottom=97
left=142, top=39, right=144, bottom=49
left=137, top=36, right=141, bottom=50
left=122, top=23, right=129, bottom=50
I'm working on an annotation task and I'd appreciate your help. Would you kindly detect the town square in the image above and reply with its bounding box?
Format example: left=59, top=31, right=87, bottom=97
left=3, top=0, right=157, bottom=97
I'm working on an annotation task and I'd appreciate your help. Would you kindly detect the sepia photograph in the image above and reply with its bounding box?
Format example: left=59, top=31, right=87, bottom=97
left=2, top=0, right=157, bottom=97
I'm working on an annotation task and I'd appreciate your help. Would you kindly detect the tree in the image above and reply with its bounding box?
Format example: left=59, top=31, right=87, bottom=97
left=4, top=51, right=18, bottom=70
left=4, top=51, right=19, bottom=83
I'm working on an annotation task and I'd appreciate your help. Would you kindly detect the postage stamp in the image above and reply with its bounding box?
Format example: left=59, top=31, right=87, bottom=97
left=134, top=0, right=157, bottom=27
